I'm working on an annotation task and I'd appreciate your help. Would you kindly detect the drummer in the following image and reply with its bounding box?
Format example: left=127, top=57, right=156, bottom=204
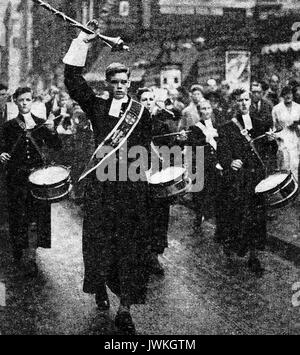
left=216, top=88, right=276, bottom=276
left=185, top=99, right=222, bottom=228
left=0, top=87, right=62, bottom=276
left=137, top=87, right=178, bottom=276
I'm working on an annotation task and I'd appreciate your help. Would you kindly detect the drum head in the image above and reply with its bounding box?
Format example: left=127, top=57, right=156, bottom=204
left=29, top=165, right=70, bottom=186
left=147, top=166, right=186, bottom=185
left=255, top=172, right=288, bottom=194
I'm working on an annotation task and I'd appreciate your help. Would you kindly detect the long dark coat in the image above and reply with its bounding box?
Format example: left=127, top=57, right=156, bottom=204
left=186, top=120, right=221, bottom=220
left=64, top=65, right=152, bottom=305
left=0, top=114, right=62, bottom=250
left=216, top=114, right=270, bottom=253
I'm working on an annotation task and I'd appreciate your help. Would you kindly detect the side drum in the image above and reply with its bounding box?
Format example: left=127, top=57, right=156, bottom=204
left=28, top=165, right=72, bottom=203
left=255, top=170, right=298, bottom=209
left=146, top=166, right=192, bottom=199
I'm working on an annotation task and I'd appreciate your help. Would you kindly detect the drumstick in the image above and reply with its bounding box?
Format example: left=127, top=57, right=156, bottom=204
left=251, top=126, right=283, bottom=142
left=31, top=114, right=65, bottom=133
left=153, top=130, right=191, bottom=139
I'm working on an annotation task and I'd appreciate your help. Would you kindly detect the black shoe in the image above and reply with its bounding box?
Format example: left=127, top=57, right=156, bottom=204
left=115, top=311, right=136, bottom=335
left=148, top=254, right=164, bottom=276
left=95, top=289, right=110, bottom=311
left=247, top=257, right=264, bottom=276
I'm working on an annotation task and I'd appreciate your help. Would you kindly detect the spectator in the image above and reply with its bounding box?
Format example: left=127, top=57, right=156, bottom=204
left=272, top=85, right=300, bottom=181
left=167, top=88, right=185, bottom=113
left=205, top=90, right=228, bottom=126
left=47, top=91, right=74, bottom=133
left=265, top=74, right=280, bottom=106
left=45, top=85, right=60, bottom=117
left=179, top=84, right=204, bottom=130
left=250, top=81, right=278, bottom=172
left=250, top=81, right=273, bottom=130
left=206, top=78, right=218, bottom=92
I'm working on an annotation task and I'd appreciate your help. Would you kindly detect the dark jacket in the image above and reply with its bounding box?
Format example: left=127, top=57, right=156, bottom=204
left=250, top=97, right=273, bottom=131
left=64, top=64, right=152, bottom=304
left=1, top=114, right=61, bottom=181
left=0, top=114, right=61, bottom=250
left=216, top=113, right=269, bottom=252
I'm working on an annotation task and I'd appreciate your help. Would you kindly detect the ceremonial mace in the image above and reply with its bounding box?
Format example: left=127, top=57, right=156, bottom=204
left=32, top=0, right=129, bottom=51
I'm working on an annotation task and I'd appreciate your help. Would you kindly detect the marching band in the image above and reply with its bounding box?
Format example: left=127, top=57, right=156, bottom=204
left=0, top=4, right=299, bottom=336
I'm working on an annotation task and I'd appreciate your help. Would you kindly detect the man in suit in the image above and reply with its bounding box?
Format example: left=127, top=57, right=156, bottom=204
left=63, top=21, right=152, bottom=335
left=216, top=89, right=275, bottom=276
left=0, top=87, right=61, bottom=275
left=179, top=84, right=204, bottom=130
left=265, top=74, right=280, bottom=106
left=250, top=81, right=273, bottom=128
left=250, top=81, right=278, bottom=172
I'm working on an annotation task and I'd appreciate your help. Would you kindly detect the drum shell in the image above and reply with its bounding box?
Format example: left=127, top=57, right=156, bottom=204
left=148, top=169, right=192, bottom=199
left=29, top=165, right=72, bottom=203
left=256, top=171, right=298, bottom=209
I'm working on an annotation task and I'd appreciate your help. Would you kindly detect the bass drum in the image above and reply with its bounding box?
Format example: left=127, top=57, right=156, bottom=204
left=146, top=166, right=192, bottom=199
left=255, top=170, right=298, bottom=209
left=28, top=165, right=72, bottom=203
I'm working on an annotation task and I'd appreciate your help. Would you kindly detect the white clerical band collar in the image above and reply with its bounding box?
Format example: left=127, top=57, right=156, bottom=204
left=22, top=113, right=33, bottom=120
left=242, top=114, right=250, bottom=120
left=109, top=97, right=129, bottom=117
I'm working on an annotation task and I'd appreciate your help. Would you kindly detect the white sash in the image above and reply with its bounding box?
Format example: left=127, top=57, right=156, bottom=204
left=194, top=120, right=218, bottom=150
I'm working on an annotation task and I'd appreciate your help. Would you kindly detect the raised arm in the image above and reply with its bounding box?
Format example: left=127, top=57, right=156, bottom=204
left=63, top=32, right=97, bottom=116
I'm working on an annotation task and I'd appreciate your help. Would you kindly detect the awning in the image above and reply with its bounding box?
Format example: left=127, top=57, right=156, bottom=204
left=84, top=41, right=161, bottom=82
left=261, top=42, right=300, bottom=55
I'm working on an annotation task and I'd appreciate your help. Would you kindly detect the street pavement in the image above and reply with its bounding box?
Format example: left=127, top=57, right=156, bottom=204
left=0, top=195, right=300, bottom=335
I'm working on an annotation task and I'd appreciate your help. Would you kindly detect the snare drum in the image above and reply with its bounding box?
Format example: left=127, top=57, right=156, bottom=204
left=255, top=170, right=298, bottom=209
left=146, top=166, right=192, bottom=199
left=28, top=165, right=72, bottom=202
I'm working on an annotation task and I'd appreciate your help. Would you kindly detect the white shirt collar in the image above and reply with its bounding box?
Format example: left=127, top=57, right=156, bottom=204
left=242, top=114, right=253, bottom=130
left=108, top=96, right=129, bottom=118
left=22, top=112, right=36, bottom=129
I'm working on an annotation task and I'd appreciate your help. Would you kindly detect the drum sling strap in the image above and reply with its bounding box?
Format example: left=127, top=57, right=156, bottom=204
left=194, top=120, right=223, bottom=172
left=79, top=99, right=144, bottom=181
left=231, top=118, right=266, bottom=172
left=14, top=117, right=47, bottom=164
left=194, top=120, right=217, bottom=150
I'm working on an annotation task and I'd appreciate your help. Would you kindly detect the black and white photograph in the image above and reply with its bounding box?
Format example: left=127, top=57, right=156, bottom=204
left=0, top=0, right=300, bottom=340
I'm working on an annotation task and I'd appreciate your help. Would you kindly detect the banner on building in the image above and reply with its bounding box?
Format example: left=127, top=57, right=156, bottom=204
left=225, top=51, right=251, bottom=92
